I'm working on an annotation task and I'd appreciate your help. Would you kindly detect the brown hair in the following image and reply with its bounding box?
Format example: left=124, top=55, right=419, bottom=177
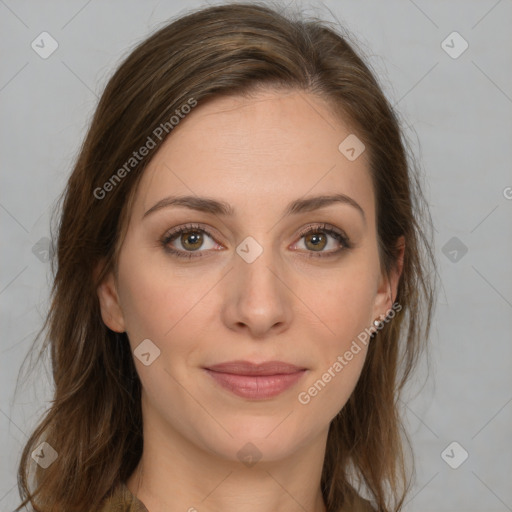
left=14, top=2, right=437, bottom=511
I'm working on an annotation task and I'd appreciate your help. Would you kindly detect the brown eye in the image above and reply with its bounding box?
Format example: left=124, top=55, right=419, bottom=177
left=294, top=223, right=352, bottom=258
left=303, top=232, right=328, bottom=252
left=161, top=223, right=220, bottom=259
left=179, top=230, right=204, bottom=251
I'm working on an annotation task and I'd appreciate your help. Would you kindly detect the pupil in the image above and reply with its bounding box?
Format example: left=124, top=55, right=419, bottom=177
left=184, top=231, right=202, bottom=249
left=307, top=233, right=325, bottom=250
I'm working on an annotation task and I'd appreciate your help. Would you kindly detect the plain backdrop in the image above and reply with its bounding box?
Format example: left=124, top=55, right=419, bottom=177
left=1, top=1, right=511, bottom=511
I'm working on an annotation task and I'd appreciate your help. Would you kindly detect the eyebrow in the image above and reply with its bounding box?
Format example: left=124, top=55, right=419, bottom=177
left=143, top=193, right=366, bottom=224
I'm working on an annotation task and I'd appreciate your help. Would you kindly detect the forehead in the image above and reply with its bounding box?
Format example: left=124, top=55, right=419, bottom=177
left=130, top=89, right=375, bottom=225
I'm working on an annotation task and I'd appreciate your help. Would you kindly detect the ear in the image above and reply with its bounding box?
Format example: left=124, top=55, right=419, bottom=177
left=95, top=263, right=126, bottom=333
left=373, top=236, right=405, bottom=319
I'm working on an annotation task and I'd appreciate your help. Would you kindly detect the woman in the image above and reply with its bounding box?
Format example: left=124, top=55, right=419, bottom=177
left=15, top=2, right=437, bottom=511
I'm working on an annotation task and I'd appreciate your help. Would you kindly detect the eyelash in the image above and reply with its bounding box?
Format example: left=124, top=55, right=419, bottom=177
left=160, top=222, right=352, bottom=260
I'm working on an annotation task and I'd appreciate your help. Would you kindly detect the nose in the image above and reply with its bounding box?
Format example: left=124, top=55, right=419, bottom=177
left=220, top=243, right=293, bottom=339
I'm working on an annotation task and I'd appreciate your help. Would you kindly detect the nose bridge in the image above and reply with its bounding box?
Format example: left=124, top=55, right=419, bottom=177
left=235, top=232, right=284, bottom=298
left=222, top=232, right=291, bottom=335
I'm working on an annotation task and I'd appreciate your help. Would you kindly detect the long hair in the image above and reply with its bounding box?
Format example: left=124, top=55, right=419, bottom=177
left=14, top=2, right=437, bottom=511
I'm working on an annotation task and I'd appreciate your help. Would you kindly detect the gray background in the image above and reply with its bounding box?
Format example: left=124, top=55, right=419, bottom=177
left=1, top=0, right=511, bottom=511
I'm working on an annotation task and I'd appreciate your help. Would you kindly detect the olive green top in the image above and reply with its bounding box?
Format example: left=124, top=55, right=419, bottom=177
left=98, top=482, right=148, bottom=512
left=98, top=481, right=376, bottom=512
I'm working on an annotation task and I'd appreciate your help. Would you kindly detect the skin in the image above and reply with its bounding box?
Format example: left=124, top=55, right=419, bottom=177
left=97, top=88, right=404, bottom=512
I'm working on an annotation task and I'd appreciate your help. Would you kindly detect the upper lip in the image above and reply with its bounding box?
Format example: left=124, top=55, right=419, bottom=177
left=205, top=360, right=306, bottom=376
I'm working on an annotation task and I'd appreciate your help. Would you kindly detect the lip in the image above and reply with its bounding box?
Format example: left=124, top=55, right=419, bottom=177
left=206, top=360, right=306, bottom=375
left=203, top=360, right=307, bottom=400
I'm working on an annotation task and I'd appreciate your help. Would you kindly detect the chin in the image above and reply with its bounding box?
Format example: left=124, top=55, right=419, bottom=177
left=195, top=418, right=310, bottom=464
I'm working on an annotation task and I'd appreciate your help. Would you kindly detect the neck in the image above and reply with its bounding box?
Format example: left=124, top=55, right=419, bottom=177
left=126, top=423, right=329, bottom=512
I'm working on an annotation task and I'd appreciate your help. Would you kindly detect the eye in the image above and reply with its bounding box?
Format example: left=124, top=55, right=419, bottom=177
left=160, top=222, right=352, bottom=260
left=292, top=223, right=352, bottom=258
left=160, top=223, right=221, bottom=259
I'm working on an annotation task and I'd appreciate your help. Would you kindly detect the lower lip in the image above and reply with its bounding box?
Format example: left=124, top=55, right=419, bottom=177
left=204, top=369, right=306, bottom=399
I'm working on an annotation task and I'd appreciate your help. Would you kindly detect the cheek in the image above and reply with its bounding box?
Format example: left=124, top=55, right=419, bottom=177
left=118, top=268, right=170, bottom=340
left=312, top=270, right=376, bottom=351
left=297, top=270, right=375, bottom=413
left=116, top=252, right=220, bottom=364
left=116, top=248, right=188, bottom=343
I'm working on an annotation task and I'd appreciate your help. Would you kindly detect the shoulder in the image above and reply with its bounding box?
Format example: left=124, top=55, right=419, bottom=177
left=97, top=481, right=149, bottom=512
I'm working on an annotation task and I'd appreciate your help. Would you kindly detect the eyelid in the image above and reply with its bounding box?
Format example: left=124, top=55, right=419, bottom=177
left=161, top=222, right=220, bottom=240
left=294, top=223, right=351, bottom=247
left=160, top=222, right=222, bottom=254
left=160, top=222, right=351, bottom=259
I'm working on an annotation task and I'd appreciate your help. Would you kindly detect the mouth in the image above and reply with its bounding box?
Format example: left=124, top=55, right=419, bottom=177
left=203, top=360, right=307, bottom=400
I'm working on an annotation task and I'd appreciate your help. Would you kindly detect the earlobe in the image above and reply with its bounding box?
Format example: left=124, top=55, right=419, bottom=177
left=96, top=269, right=126, bottom=333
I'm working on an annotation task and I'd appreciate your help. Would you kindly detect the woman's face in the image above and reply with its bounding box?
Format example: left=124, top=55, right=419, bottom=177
left=98, top=88, right=401, bottom=464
